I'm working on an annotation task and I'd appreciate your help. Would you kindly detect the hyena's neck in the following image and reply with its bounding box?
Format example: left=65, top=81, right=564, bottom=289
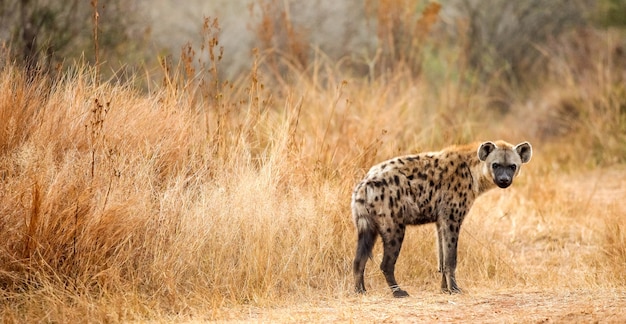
left=446, top=143, right=495, bottom=196
left=471, top=161, right=497, bottom=195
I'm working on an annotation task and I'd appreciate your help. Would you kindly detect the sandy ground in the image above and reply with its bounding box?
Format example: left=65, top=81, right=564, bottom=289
left=222, top=289, right=626, bottom=323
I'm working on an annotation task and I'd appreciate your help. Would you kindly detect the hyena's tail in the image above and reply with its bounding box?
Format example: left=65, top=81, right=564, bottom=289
left=351, top=183, right=377, bottom=262
left=355, top=216, right=377, bottom=261
left=352, top=182, right=378, bottom=293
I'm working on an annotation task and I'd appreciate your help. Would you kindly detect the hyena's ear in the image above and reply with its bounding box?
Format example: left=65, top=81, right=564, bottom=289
left=477, top=141, right=497, bottom=161
left=515, top=142, right=532, bottom=163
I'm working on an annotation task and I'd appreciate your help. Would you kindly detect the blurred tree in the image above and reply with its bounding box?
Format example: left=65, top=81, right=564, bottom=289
left=0, top=0, right=145, bottom=76
left=451, top=0, right=592, bottom=85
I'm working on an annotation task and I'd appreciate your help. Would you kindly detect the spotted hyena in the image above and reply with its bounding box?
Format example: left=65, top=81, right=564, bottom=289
left=351, top=140, right=532, bottom=297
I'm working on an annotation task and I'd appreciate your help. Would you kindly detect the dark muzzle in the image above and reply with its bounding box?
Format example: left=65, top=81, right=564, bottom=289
left=495, top=177, right=512, bottom=188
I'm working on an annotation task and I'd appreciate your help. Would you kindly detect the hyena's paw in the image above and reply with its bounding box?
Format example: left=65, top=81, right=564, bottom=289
left=441, top=286, right=463, bottom=294
left=392, top=288, right=410, bottom=298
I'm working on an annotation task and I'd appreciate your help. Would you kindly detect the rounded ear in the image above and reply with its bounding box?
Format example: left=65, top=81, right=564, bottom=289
left=477, top=141, right=496, bottom=161
left=515, top=142, right=532, bottom=163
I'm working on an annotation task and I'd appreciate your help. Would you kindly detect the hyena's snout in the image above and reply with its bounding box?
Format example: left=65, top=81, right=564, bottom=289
left=495, top=175, right=512, bottom=188
left=493, top=167, right=515, bottom=188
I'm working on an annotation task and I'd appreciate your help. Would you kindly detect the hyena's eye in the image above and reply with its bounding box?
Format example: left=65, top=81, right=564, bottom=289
left=509, top=165, right=517, bottom=171
left=492, top=163, right=499, bottom=170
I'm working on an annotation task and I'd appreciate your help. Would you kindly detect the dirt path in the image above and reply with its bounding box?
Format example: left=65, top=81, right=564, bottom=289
left=230, top=289, right=626, bottom=323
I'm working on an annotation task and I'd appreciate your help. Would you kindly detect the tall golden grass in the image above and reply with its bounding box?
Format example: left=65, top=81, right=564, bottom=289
left=0, top=21, right=625, bottom=322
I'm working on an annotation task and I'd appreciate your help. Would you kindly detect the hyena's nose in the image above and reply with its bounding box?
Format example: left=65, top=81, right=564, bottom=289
left=495, top=176, right=512, bottom=188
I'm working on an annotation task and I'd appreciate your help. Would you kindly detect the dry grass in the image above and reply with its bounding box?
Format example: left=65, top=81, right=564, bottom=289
left=1, top=20, right=625, bottom=323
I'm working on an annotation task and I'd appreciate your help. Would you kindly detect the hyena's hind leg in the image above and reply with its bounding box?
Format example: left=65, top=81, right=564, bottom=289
left=380, top=224, right=409, bottom=298
left=353, top=216, right=378, bottom=294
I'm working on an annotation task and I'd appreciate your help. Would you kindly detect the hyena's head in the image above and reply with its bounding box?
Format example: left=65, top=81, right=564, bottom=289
left=478, top=141, right=532, bottom=189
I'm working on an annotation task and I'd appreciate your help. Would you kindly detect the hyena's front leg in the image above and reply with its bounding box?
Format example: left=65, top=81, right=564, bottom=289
left=436, top=222, right=445, bottom=286
left=437, top=220, right=462, bottom=294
